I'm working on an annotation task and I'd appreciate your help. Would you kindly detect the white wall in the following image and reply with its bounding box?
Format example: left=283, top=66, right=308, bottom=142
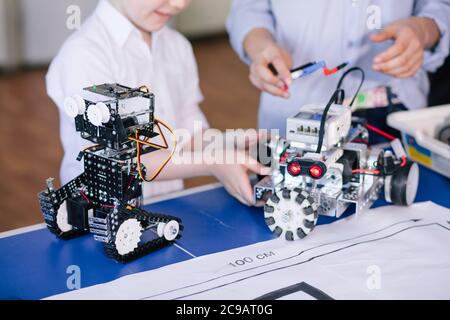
left=2, top=0, right=231, bottom=66
left=21, top=0, right=97, bottom=65
left=176, top=0, right=232, bottom=37
left=0, top=0, right=9, bottom=66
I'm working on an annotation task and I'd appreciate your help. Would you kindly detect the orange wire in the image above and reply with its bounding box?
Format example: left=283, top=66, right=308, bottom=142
left=132, top=119, right=177, bottom=182
left=352, top=169, right=381, bottom=175
left=128, top=121, right=169, bottom=150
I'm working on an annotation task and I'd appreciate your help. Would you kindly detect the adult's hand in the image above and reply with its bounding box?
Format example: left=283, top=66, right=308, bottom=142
left=244, top=28, right=293, bottom=98
left=371, top=17, right=440, bottom=78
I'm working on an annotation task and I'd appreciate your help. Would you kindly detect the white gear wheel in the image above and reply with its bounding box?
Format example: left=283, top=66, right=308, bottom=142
left=56, top=201, right=73, bottom=233
left=157, top=222, right=166, bottom=238
left=87, top=102, right=110, bottom=126
left=114, top=219, right=143, bottom=256
left=162, top=220, right=180, bottom=241
left=63, top=95, right=86, bottom=118
left=264, top=189, right=318, bottom=241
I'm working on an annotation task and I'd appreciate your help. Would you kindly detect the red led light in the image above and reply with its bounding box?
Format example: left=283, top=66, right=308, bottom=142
left=309, top=165, right=323, bottom=179
left=288, top=163, right=301, bottom=176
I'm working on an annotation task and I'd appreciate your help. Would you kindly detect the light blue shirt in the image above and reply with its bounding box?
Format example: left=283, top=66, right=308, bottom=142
left=227, top=0, right=450, bottom=134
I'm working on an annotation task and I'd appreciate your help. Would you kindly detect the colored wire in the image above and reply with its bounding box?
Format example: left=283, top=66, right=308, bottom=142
left=125, top=175, right=135, bottom=191
left=365, top=124, right=396, bottom=141
left=128, top=120, right=169, bottom=150
left=400, top=156, right=407, bottom=167
left=336, top=67, right=365, bottom=107
left=79, top=190, right=93, bottom=204
left=136, top=130, right=146, bottom=181
left=352, top=169, right=381, bottom=175
left=315, top=89, right=345, bottom=154
left=134, top=119, right=177, bottom=182
left=323, top=62, right=349, bottom=76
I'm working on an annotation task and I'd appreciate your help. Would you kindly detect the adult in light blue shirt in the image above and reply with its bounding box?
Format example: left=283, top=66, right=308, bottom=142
left=227, top=0, right=450, bottom=136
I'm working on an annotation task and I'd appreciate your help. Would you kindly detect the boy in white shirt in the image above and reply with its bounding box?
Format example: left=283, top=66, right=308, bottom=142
left=47, top=0, right=268, bottom=206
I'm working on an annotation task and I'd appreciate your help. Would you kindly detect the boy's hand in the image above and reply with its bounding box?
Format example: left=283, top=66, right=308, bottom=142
left=211, top=151, right=271, bottom=206
left=244, top=28, right=293, bottom=98
left=371, top=17, right=440, bottom=79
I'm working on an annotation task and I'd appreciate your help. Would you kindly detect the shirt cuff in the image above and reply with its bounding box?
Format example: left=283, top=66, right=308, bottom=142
left=416, top=7, right=450, bottom=72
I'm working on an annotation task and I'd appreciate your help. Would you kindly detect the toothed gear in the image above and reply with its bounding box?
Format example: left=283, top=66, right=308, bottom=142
left=264, top=188, right=318, bottom=241
left=103, top=205, right=183, bottom=262
left=114, top=219, right=143, bottom=256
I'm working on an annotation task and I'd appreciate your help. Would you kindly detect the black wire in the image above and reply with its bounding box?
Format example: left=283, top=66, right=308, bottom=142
left=315, top=89, right=345, bottom=154
left=336, top=67, right=365, bottom=107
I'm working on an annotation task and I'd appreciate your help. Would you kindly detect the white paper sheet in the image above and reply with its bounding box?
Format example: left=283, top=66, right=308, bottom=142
left=49, top=202, right=450, bottom=300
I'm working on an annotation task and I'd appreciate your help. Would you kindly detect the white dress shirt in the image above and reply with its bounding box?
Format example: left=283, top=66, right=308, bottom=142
left=227, top=0, right=450, bottom=135
left=46, top=0, right=209, bottom=202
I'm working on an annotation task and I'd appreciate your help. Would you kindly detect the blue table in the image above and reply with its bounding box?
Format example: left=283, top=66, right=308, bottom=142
left=0, top=166, right=448, bottom=300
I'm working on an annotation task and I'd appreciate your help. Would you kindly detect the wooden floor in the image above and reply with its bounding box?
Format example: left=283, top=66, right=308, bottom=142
left=0, top=36, right=260, bottom=232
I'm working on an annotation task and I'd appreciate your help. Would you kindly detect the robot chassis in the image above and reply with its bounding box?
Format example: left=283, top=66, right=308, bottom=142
left=38, top=84, right=181, bottom=262
left=254, top=102, right=420, bottom=241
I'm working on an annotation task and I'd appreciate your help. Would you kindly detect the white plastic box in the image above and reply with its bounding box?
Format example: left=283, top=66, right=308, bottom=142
left=387, top=105, right=450, bottom=178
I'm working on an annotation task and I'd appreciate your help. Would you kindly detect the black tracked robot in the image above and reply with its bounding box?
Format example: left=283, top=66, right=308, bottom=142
left=38, top=84, right=181, bottom=262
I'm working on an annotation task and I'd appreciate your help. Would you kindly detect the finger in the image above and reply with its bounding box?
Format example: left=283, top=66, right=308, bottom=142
left=249, top=69, right=283, bottom=97
left=384, top=56, right=419, bottom=76
left=373, top=39, right=408, bottom=65
left=370, top=24, right=397, bottom=43
left=234, top=189, right=251, bottom=206
left=254, top=200, right=266, bottom=208
left=224, top=184, right=249, bottom=206
left=271, top=56, right=292, bottom=85
left=238, top=180, right=254, bottom=206
left=374, top=50, right=413, bottom=74
left=388, top=54, right=423, bottom=78
left=257, top=64, right=286, bottom=88
left=244, top=158, right=272, bottom=176
left=250, top=70, right=289, bottom=98
left=380, top=47, right=422, bottom=76
left=261, top=81, right=291, bottom=98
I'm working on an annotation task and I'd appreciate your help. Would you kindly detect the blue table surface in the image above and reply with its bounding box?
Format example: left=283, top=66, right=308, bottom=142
left=0, top=166, right=448, bottom=300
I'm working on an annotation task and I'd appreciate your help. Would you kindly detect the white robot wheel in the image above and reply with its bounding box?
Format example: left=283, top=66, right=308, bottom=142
left=388, top=161, right=420, bottom=206
left=56, top=201, right=73, bottom=233
left=161, top=220, right=180, bottom=242
left=87, top=102, right=110, bottom=126
left=264, top=188, right=318, bottom=241
left=157, top=222, right=166, bottom=238
left=114, top=218, right=143, bottom=256
left=63, top=95, right=86, bottom=118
